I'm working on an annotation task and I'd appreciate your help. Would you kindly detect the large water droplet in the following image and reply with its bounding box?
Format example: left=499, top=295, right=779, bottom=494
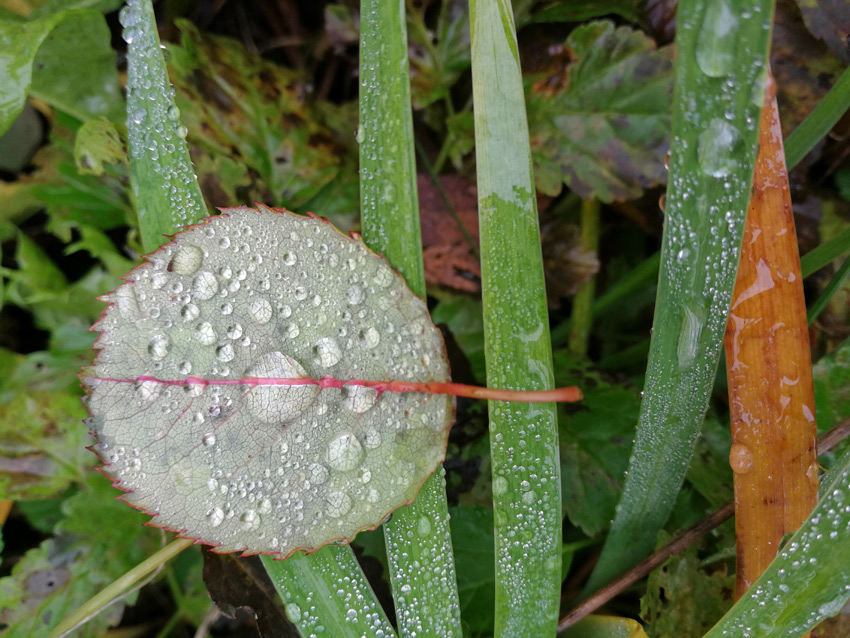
left=194, top=321, right=217, bottom=345
left=216, top=344, right=235, bottom=362
left=313, top=337, right=342, bottom=367
left=249, top=298, right=273, bottom=324
left=677, top=303, right=704, bottom=371
left=358, top=327, right=380, bottom=349
left=148, top=335, right=171, bottom=360
left=192, top=271, right=219, bottom=300
left=208, top=507, right=225, bottom=527
left=326, top=432, right=364, bottom=471
left=698, top=118, right=742, bottom=177
left=342, top=384, right=378, bottom=413
left=326, top=491, right=352, bottom=518
left=243, top=352, right=320, bottom=423
left=695, top=0, right=739, bottom=77
left=729, top=442, right=754, bottom=474
left=170, top=245, right=203, bottom=275
left=347, top=285, right=364, bottom=305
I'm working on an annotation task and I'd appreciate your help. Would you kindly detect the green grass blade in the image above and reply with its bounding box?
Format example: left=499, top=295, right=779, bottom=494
left=800, top=227, right=850, bottom=277
left=703, top=444, right=850, bottom=638
left=470, top=0, right=561, bottom=634
left=584, top=0, right=774, bottom=593
left=359, top=1, right=462, bottom=635
left=784, top=65, right=850, bottom=171
left=122, top=0, right=207, bottom=251
left=125, top=3, right=393, bottom=634
left=261, top=550, right=396, bottom=637
left=807, top=256, right=850, bottom=324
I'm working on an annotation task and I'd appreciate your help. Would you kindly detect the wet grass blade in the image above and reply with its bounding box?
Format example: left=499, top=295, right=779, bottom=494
left=261, top=550, right=395, bottom=636
left=584, top=0, right=775, bottom=593
left=358, top=1, right=462, bottom=635
left=784, top=65, right=850, bottom=171
left=470, top=0, right=562, bottom=634
left=123, top=3, right=393, bottom=635
left=121, top=0, right=207, bottom=252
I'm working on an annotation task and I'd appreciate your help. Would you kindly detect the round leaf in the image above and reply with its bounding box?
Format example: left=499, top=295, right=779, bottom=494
left=84, top=206, right=453, bottom=557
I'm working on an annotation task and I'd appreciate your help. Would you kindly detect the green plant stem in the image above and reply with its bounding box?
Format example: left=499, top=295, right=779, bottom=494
left=470, top=0, right=562, bottom=634
left=583, top=0, right=775, bottom=594
left=568, top=199, right=600, bottom=357
left=808, top=257, right=850, bottom=324
left=122, top=0, right=207, bottom=252
left=359, top=0, right=462, bottom=635
left=801, top=226, right=850, bottom=277
left=49, top=538, right=193, bottom=638
left=784, top=65, right=850, bottom=171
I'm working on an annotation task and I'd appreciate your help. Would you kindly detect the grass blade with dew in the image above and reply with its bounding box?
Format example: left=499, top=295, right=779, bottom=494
left=470, top=0, right=562, bottom=634
left=358, top=1, right=462, bottom=634
left=583, top=0, right=775, bottom=594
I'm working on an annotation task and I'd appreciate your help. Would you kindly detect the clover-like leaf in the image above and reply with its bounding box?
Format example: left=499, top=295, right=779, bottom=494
left=83, top=205, right=454, bottom=558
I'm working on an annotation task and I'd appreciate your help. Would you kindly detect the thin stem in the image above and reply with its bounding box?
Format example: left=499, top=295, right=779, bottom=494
left=93, top=375, right=583, bottom=403
left=568, top=199, right=601, bottom=357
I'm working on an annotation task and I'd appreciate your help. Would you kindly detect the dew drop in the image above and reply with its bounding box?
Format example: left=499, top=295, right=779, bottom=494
left=698, top=118, right=742, bottom=178
left=181, top=303, right=200, bottom=321
left=194, top=321, right=217, bottom=345
left=308, top=462, right=330, bottom=485
left=358, top=327, right=381, bottom=349
left=418, top=515, right=432, bottom=536
left=192, top=271, right=219, bottom=300
left=342, top=384, right=378, bottom=414
left=373, top=266, right=393, bottom=287
left=347, top=285, right=364, bottom=305
left=730, top=443, right=755, bottom=474
left=170, top=245, right=203, bottom=275
left=226, top=324, right=243, bottom=340
left=216, top=344, right=235, bottom=362
left=243, top=352, right=320, bottom=423
left=202, top=433, right=216, bottom=446
left=208, top=507, right=225, bottom=527
left=249, top=298, right=273, bottom=324
left=326, top=432, right=364, bottom=471
left=240, top=509, right=260, bottom=529
left=695, top=0, right=739, bottom=77
left=313, top=337, right=342, bottom=367
left=147, top=335, right=171, bottom=360
left=326, top=491, right=353, bottom=518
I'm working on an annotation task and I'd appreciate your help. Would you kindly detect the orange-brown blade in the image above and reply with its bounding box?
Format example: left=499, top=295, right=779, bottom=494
left=724, top=75, right=819, bottom=600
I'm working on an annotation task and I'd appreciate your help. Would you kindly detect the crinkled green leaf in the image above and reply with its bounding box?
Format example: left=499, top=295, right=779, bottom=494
left=0, top=9, right=121, bottom=136
left=640, top=532, right=734, bottom=638
left=555, top=353, right=638, bottom=537
left=28, top=10, right=123, bottom=123
left=74, top=119, right=126, bottom=177
left=0, top=474, right=160, bottom=638
left=0, top=389, right=87, bottom=500
left=408, top=0, right=471, bottom=110
left=84, top=206, right=453, bottom=558
left=526, top=20, right=674, bottom=202
left=166, top=20, right=353, bottom=213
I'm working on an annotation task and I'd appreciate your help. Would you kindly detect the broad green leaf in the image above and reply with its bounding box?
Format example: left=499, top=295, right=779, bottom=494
left=0, top=9, right=121, bottom=136
left=84, top=206, right=453, bottom=558
left=526, top=20, right=674, bottom=202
